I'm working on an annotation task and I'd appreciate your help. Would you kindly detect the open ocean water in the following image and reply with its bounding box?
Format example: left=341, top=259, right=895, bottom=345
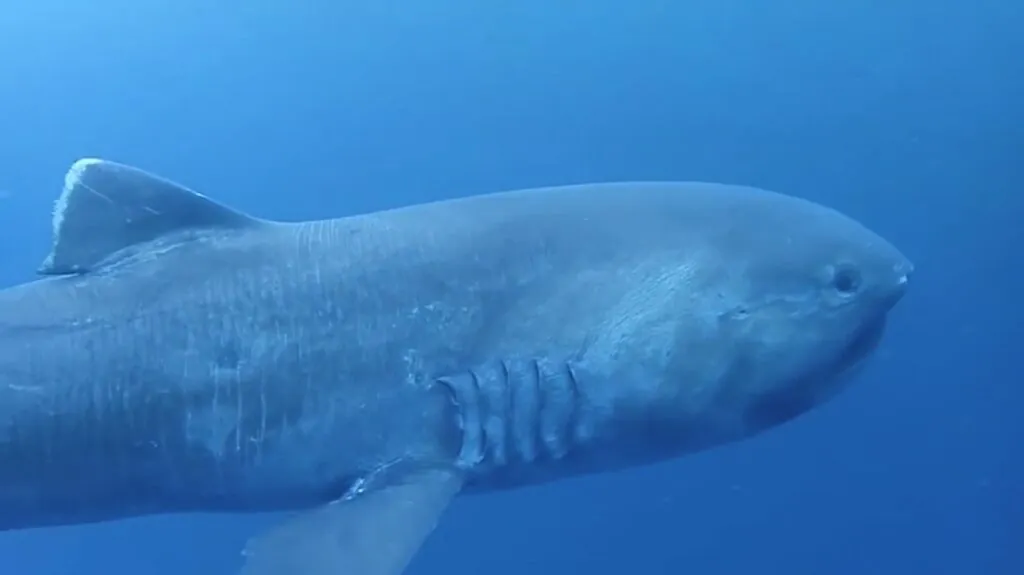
left=0, top=2, right=1020, bottom=574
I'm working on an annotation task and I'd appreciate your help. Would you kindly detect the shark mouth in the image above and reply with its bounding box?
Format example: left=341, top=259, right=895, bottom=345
left=743, top=315, right=890, bottom=431
left=837, top=315, right=888, bottom=374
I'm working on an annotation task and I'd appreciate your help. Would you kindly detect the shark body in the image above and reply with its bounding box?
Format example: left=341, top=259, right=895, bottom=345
left=0, top=159, right=911, bottom=574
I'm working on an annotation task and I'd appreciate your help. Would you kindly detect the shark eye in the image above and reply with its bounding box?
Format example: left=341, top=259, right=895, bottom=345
left=831, top=265, right=862, bottom=295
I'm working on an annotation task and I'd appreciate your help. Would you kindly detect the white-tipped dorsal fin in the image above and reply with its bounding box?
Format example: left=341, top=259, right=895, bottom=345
left=38, top=158, right=263, bottom=275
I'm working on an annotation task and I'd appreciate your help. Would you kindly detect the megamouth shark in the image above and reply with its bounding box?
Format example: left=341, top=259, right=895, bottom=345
left=0, top=159, right=912, bottom=574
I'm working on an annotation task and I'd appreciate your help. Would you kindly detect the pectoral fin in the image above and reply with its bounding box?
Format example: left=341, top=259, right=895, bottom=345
left=239, top=467, right=463, bottom=575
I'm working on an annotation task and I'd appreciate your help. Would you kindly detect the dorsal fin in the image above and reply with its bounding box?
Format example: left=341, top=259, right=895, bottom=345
left=38, top=158, right=264, bottom=275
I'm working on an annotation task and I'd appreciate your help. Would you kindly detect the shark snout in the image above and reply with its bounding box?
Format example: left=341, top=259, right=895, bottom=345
left=886, top=257, right=913, bottom=307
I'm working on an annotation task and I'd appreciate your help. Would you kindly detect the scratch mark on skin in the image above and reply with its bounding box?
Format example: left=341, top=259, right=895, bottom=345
left=258, top=384, right=268, bottom=462
left=7, top=385, right=44, bottom=394
left=235, top=371, right=243, bottom=455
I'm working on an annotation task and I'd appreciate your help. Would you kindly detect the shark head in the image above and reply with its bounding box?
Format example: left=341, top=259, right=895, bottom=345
left=569, top=183, right=911, bottom=457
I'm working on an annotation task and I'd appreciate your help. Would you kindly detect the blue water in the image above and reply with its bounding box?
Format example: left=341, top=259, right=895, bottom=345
left=0, top=2, right=1020, bottom=573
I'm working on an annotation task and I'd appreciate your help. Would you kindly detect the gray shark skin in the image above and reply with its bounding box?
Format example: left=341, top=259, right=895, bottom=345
left=0, top=159, right=911, bottom=574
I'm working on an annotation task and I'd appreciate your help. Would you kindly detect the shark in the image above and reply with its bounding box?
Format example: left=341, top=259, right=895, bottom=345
left=0, top=159, right=911, bottom=574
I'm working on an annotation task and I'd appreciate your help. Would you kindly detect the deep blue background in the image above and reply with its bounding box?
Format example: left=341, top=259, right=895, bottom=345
left=0, top=1, right=1020, bottom=573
